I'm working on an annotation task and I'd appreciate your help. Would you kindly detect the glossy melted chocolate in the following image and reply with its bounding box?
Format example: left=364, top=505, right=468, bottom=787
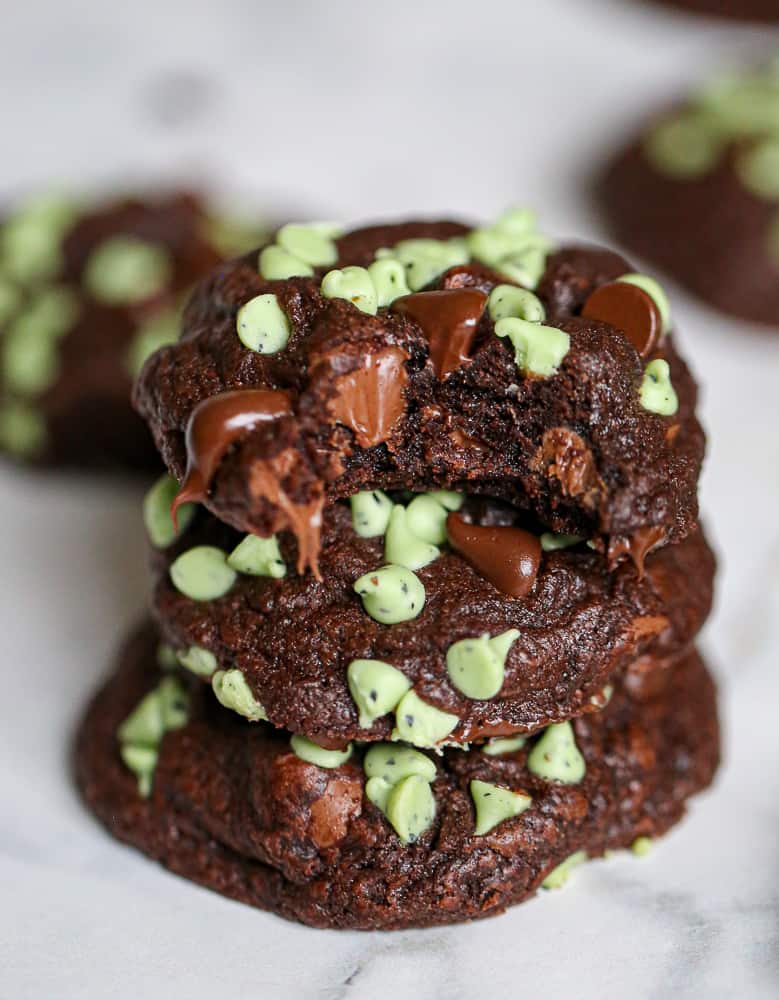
left=446, top=513, right=542, bottom=598
left=391, top=288, right=487, bottom=377
left=171, top=388, right=292, bottom=518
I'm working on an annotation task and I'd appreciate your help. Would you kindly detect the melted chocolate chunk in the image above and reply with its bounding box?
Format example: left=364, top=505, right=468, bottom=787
left=326, top=347, right=408, bottom=448
left=533, top=428, right=603, bottom=504
left=607, top=524, right=668, bottom=577
left=172, top=389, right=292, bottom=522
left=248, top=449, right=324, bottom=578
left=391, top=289, right=487, bottom=377
left=446, top=512, right=542, bottom=598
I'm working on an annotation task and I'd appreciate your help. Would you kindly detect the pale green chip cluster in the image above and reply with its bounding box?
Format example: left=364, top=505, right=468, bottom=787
left=383, top=490, right=461, bottom=569
left=632, top=836, right=653, bottom=857
left=405, top=493, right=453, bottom=544
left=350, top=490, right=394, bottom=537
left=645, top=113, right=723, bottom=179
left=540, top=532, right=584, bottom=552
left=486, top=264, right=567, bottom=377
left=165, top=525, right=286, bottom=600
left=644, top=60, right=779, bottom=207
left=392, top=689, right=458, bottom=747
left=347, top=658, right=411, bottom=728
left=169, top=545, right=237, bottom=601
left=126, top=305, right=180, bottom=377
left=347, top=657, right=460, bottom=747
left=350, top=209, right=554, bottom=308
left=350, top=489, right=461, bottom=591
left=470, top=779, right=532, bottom=835
left=202, top=214, right=270, bottom=258
left=1, top=286, right=81, bottom=396
left=258, top=245, right=314, bottom=280
left=542, top=850, right=588, bottom=889
left=481, top=734, right=527, bottom=756
left=143, top=473, right=196, bottom=548
left=374, top=237, right=468, bottom=292
left=445, top=629, right=519, bottom=700
left=527, top=721, right=586, bottom=784
left=0, top=277, right=21, bottom=324
left=117, top=676, right=189, bottom=797
left=177, top=645, right=217, bottom=677
left=466, top=208, right=553, bottom=289
left=425, top=490, right=464, bottom=513
left=290, top=734, right=353, bottom=768
left=84, top=235, right=172, bottom=305
left=227, top=533, right=286, bottom=578
left=156, top=643, right=180, bottom=671
left=0, top=401, right=47, bottom=457
left=2, top=322, right=59, bottom=395
left=212, top=668, right=267, bottom=721
left=321, top=265, right=379, bottom=314
left=364, top=743, right=437, bottom=783
left=281, top=210, right=557, bottom=318
left=235, top=292, right=291, bottom=354
left=277, top=223, right=340, bottom=267
left=384, top=504, right=440, bottom=570
left=258, top=222, right=341, bottom=280
left=488, top=283, right=546, bottom=323
left=364, top=743, right=437, bottom=843
left=737, top=135, right=779, bottom=201
left=494, top=316, right=570, bottom=378
left=640, top=359, right=679, bottom=416
left=0, top=193, right=183, bottom=450
left=353, top=564, right=426, bottom=624
left=367, top=257, right=411, bottom=306
left=0, top=192, right=78, bottom=284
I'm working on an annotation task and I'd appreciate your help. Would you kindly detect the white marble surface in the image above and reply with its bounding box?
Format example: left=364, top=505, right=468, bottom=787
left=1, top=1, right=778, bottom=997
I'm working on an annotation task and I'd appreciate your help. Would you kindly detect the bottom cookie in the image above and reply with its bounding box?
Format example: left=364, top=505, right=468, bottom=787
left=75, top=623, right=719, bottom=930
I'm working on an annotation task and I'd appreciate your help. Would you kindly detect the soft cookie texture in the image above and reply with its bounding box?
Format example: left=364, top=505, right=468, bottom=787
left=0, top=190, right=267, bottom=467
left=75, top=622, right=719, bottom=931
left=149, top=500, right=715, bottom=747
left=134, top=218, right=704, bottom=571
left=599, top=58, right=779, bottom=325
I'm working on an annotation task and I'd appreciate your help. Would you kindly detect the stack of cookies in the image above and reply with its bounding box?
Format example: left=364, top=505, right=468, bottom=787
left=76, top=211, right=719, bottom=930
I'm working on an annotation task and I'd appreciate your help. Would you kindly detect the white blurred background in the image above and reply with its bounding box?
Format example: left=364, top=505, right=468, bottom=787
left=1, top=2, right=778, bottom=998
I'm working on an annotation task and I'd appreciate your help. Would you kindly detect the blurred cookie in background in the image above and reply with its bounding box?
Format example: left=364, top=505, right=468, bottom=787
left=652, top=0, right=779, bottom=21
left=598, top=56, right=779, bottom=326
left=0, top=190, right=268, bottom=469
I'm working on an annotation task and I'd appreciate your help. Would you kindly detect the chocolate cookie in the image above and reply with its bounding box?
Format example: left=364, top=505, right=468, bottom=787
left=652, top=0, right=779, bottom=22
left=75, top=622, right=719, bottom=930
left=145, top=494, right=714, bottom=748
left=133, top=213, right=704, bottom=572
left=599, top=59, right=779, bottom=325
left=0, top=190, right=268, bottom=467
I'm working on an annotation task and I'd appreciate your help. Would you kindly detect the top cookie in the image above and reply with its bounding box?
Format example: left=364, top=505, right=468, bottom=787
left=134, top=211, right=704, bottom=573
left=0, top=190, right=268, bottom=467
